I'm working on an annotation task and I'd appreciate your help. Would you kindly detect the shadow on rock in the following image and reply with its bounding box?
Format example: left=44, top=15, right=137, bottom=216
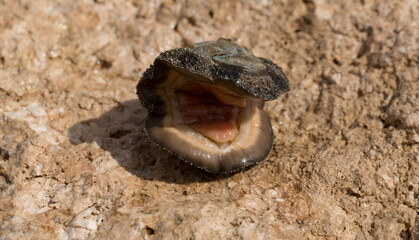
left=67, top=99, right=238, bottom=184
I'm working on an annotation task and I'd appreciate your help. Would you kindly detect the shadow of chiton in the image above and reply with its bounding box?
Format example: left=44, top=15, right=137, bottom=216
left=137, top=38, right=290, bottom=173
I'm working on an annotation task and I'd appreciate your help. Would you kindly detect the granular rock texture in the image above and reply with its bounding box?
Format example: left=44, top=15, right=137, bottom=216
left=0, top=0, right=417, bottom=239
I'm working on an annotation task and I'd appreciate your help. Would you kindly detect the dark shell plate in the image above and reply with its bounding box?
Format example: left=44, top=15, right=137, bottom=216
left=138, top=38, right=290, bottom=109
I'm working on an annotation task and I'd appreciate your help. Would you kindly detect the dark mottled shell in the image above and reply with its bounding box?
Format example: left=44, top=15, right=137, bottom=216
left=136, top=38, right=290, bottom=173
left=138, top=38, right=289, bottom=109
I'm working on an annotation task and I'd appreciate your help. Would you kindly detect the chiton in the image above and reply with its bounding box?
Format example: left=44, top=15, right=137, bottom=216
left=137, top=38, right=290, bottom=173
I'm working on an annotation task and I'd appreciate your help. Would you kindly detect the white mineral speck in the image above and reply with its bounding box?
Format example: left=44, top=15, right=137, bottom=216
left=4, top=109, right=27, bottom=120
left=29, top=123, right=48, bottom=133
left=67, top=207, right=103, bottom=239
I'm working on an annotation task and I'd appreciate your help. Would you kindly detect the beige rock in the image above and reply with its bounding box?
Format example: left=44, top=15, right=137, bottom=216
left=0, top=0, right=418, bottom=239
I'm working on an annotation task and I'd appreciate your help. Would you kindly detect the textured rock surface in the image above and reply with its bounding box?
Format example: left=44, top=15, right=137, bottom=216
left=0, top=0, right=417, bottom=239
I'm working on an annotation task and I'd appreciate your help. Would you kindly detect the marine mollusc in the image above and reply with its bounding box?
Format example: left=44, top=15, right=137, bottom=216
left=137, top=38, right=290, bottom=173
